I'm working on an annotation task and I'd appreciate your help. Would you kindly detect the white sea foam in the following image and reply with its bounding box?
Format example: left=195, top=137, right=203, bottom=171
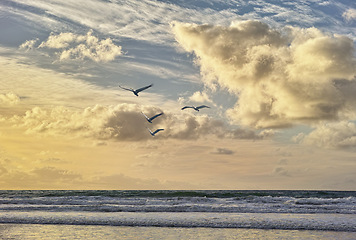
left=0, top=195, right=355, bottom=214
left=0, top=190, right=355, bottom=231
left=0, top=211, right=355, bottom=232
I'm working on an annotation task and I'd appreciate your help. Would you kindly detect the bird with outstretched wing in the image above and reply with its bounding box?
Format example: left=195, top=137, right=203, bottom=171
left=142, top=112, right=164, bottom=123
left=119, top=84, right=153, bottom=96
left=181, top=105, right=210, bottom=111
left=147, top=128, right=164, bottom=136
left=195, top=105, right=210, bottom=111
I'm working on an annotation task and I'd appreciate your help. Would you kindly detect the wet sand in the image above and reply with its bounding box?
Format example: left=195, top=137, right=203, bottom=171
left=0, top=224, right=355, bottom=240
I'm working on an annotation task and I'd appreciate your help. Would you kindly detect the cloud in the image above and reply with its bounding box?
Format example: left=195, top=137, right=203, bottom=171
left=163, top=114, right=269, bottom=140
left=12, top=104, right=149, bottom=141
left=19, top=38, right=39, bottom=51
left=93, top=173, right=198, bottom=190
left=0, top=165, right=82, bottom=189
left=300, top=121, right=356, bottom=149
left=188, top=91, right=213, bottom=103
left=31, top=167, right=81, bottom=182
left=278, top=159, right=288, bottom=165
left=0, top=54, right=127, bottom=112
left=0, top=92, right=20, bottom=105
left=172, top=20, right=356, bottom=129
left=318, top=1, right=331, bottom=6
left=38, top=32, right=82, bottom=49
left=23, top=30, right=122, bottom=62
left=5, top=0, right=240, bottom=46
left=37, top=157, right=67, bottom=164
left=9, top=103, right=266, bottom=141
left=7, top=0, right=353, bottom=48
left=343, top=8, right=356, bottom=22
left=0, top=165, right=197, bottom=189
left=273, top=167, right=290, bottom=177
left=211, top=148, right=234, bottom=155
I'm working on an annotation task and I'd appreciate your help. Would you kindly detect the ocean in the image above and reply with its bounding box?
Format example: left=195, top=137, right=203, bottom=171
left=0, top=190, right=355, bottom=239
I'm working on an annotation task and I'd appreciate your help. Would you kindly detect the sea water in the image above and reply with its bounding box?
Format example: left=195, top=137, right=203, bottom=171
left=0, top=190, right=355, bottom=239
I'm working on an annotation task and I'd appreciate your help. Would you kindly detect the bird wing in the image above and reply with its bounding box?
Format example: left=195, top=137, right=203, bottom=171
left=196, top=105, right=210, bottom=110
left=141, top=112, right=150, bottom=120
left=147, top=127, right=154, bottom=135
left=119, top=85, right=133, bottom=92
left=153, top=129, right=164, bottom=135
left=181, top=106, right=193, bottom=110
left=150, top=112, right=164, bottom=121
left=135, top=84, right=153, bottom=93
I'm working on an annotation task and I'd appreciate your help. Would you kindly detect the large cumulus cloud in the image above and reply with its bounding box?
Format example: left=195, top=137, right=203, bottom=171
left=12, top=104, right=152, bottom=141
left=172, top=20, right=356, bottom=128
left=9, top=103, right=267, bottom=141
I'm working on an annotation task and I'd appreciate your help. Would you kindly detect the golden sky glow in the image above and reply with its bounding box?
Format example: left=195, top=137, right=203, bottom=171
left=1, top=0, right=356, bottom=190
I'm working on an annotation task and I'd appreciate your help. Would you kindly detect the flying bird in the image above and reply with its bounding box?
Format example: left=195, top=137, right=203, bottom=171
left=119, top=84, right=153, bottom=96
left=147, top=128, right=164, bottom=136
left=141, top=112, right=164, bottom=123
left=181, top=105, right=210, bottom=111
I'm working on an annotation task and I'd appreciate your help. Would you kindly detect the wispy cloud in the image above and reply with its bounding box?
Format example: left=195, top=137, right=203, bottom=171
left=5, top=0, right=236, bottom=45
left=0, top=54, right=125, bottom=111
left=172, top=20, right=356, bottom=129
left=6, top=0, right=351, bottom=46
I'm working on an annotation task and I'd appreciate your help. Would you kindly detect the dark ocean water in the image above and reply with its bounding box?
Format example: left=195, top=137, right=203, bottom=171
left=0, top=190, right=355, bottom=232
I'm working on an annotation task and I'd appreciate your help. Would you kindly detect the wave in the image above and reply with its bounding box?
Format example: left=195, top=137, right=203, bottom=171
left=0, top=190, right=354, bottom=199
left=0, top=190, right=355, bottom=231
left=0, top=190, right=355, bottom=214
left=0, top=211, right=355, bottom=232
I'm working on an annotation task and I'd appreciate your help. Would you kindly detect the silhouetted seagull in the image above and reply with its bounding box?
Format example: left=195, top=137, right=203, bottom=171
left=147, top=128, right=164, bottom=136
left=181, top=105, right=210, bottom=111
left=141, top=112, right=164, bottom=123
left=119, top=84, right=153, bottom=96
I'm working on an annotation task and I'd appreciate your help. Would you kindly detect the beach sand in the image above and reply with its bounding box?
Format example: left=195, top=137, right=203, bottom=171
left=0, top=224, right=355, bottom=240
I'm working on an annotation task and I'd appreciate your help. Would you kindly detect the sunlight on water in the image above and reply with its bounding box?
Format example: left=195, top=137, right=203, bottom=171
left=0, top=224, right=355, bottom=240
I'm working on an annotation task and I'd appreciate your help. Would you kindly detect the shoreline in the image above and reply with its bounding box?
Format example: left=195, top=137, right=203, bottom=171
left=1, top=224, right=355, bottom=240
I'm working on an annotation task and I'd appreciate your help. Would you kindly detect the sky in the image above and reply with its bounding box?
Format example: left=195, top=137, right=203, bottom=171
left=1, top=0, right=356, bottom=190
